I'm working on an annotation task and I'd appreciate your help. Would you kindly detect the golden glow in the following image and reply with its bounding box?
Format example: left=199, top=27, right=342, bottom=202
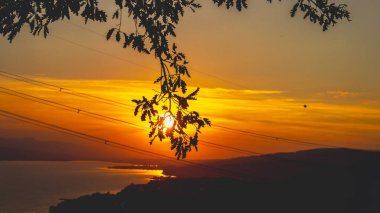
left=163, top=112, right=175, bottom=128
left=1, top=79, right=380, bottom=160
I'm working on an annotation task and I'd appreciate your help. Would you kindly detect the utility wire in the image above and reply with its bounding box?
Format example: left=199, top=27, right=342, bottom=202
left=0, top=86, right=261, bottom=156
left=0, top=109, right=255, bottom=179
left=0, top=85, right=353, bottom=163
left=0, top=71, right=346, bottom=150
left=60, top=22, right=252, bottom=90
left=0, top=86, right=143, bottom=129
left=64, top=21, right=106, bottom=38
left=54, top=23, right=211, bottom=90
left=213, top=124, right=341, bottom=149
left=0, top=70, right=135, bottom=109
left=52, top=35, right=152, bottom=70
left=199, top=140, right=260, bottom=156
left=0, top=109, right=339, bottom=172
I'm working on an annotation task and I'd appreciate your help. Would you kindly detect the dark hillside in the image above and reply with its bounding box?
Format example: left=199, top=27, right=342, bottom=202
left=51, top=148, right=380, bottom=213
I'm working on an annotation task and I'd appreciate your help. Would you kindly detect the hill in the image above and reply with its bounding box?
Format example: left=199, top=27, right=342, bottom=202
left=163, top=148, right=380, bottom=179
left=50, top=148, right=380, bottom=213
left=0, top=137, right=144, bottom=163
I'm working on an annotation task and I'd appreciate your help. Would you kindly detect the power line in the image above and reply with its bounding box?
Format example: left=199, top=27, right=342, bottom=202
left=52, top=35, right=153, bottom=70
left=55, top=23, right=219, bottom=90
left=0, top=109, right=255, bottom=179
left=213, top=124, right=341, bottom=149
left=199, top=140, right=260, bottom=156
left=0, top=109, right=340, bottom=172
left=64, top=21, right=106, bottom=38
left=0, top=86, right=263, bottom=156
left=0, top=84, right=352, bottom=160
left=0, top=72, right=355, bottom=165
left=0, top=70, right=347, bottom=150
left=59, top=23, right=253, bottom=90
left=0, top=79, right=258, bottom=155
left=0, top=86, right=144, bottom=129
left=0, top=70, right=135, bottom=109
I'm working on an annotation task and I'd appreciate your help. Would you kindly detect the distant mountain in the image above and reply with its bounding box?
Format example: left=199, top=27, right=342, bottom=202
left=163, top=148, right=380, bottom=179
left=0, top=137, right=142, bottom=162
left=51, top=148, right=380, bottom=213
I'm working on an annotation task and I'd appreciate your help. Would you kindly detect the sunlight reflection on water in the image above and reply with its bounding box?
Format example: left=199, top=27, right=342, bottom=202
left=0, top=161, right=166, bottom=213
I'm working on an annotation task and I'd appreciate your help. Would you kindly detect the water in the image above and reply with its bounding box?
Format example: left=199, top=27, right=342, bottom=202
left=0, top=161, right=165, bottom=213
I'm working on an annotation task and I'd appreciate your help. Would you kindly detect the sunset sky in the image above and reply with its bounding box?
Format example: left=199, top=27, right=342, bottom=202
left=0, top=0, right=379, bottom=160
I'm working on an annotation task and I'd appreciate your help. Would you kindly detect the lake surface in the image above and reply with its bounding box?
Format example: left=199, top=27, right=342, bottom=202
left=0, top=161, right=165, bottom=213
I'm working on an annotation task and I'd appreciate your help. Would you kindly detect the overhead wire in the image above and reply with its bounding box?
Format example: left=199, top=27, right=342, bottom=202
left=0, top=86, right=143, bottom=129
left=0, top=109, right=256, bottom=179
left=212, top=124, right=341, bottom=149
left=0, top=71, right=347, bottom=150
left=0, top=70, right=135, bottom=109
left=0, top=86, right=260, bottom=156
left=61, top=22, right=251, bottom=90
left=0, top=109, right=340, bottom=172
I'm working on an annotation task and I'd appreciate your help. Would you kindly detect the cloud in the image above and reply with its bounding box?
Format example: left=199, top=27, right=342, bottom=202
left=325, top=90, right=359, bottom=98
left=198, top=87, right=284, bottom=101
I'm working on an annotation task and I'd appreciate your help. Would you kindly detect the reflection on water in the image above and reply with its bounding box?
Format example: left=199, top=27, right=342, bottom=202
left=0, top=161, right=165, bottom=213
left=99, top=167, right=167, bottom=181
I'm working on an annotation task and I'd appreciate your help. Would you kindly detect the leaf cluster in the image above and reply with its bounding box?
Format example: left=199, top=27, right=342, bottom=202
left=212, top=0, right=248, bottom=11
left=105, top=0, right=202, bottom=58
left=133, top=44, right=211, bottom=159
left=268, top=0, right=351, bottom=31
left=0, top=0, right=106, bottom=42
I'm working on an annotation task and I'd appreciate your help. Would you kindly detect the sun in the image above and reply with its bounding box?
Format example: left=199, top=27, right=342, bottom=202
left=163, top=112, right=175, bottom=128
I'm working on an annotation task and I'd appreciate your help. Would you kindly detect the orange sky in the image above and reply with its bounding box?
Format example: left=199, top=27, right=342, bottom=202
left=0, top=78, right=379, bottom=160
left=0, top=0, right=379, bottom=160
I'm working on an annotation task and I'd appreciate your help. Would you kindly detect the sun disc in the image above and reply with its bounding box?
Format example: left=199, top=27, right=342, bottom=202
left=163, top=112, right=175, bottom=128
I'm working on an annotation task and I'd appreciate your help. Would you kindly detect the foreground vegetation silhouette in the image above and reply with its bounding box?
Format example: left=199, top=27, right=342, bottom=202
left=0, top=0, right=351, bottom=158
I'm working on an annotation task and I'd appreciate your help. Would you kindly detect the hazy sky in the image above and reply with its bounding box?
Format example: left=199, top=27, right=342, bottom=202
left=1, top=79, right=379, bottom=160
left=0, top=0, right=379, bottom=159
left=0, top=1, right=379, bottom=93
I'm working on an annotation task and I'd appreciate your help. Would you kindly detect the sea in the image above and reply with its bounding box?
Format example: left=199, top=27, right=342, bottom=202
left=0, top=161, right=165, bottom=213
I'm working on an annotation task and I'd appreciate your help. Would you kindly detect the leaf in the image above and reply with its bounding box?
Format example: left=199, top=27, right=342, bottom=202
left=43, top=25, right=49, bottom=38
left=106, top=28, right=115, bottom=40
left=154, top=76, right=163, bottom=84
left=141, top=111, right=147, bottom=121
left=203, top=118, right=211, bottom=126
left=134, top=105, right=141, bottom=116
left=149, top=126, right=156, bottom=138
left=180, top=80, right=187, bottom=94
left=187, top=88, right=200, bottom=99
left=115, top=0, right=123, bottom=9
left=115, top=31, right=121, bottom=42
left=290, top=3, right=299, bottom=17
left=112, top=10, right=119, bottom=19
